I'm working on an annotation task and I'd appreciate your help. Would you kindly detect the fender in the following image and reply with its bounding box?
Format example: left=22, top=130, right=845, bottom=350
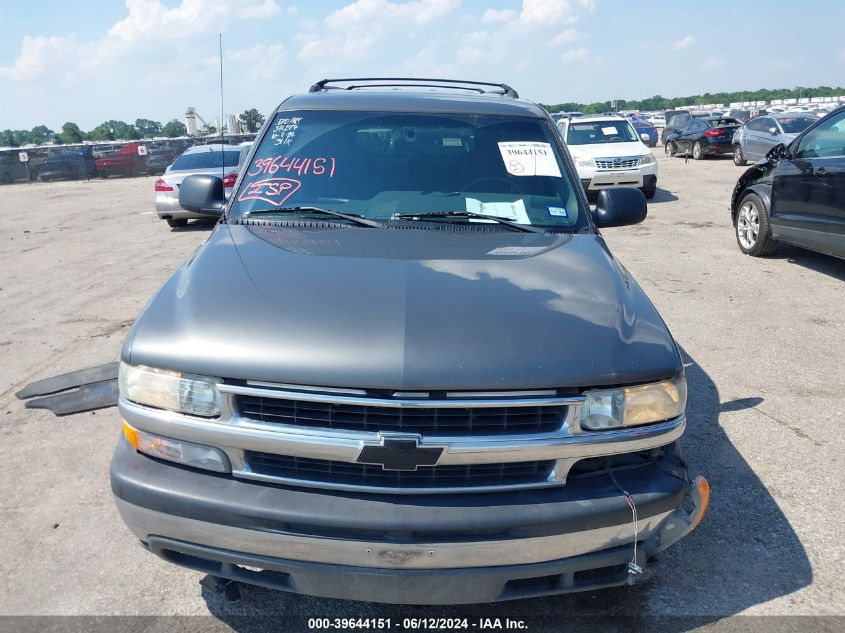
left=730, top=164, right=773, bottom=223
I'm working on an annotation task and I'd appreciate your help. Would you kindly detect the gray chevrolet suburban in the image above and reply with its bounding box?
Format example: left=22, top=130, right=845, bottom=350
left=111, top=78, right=709, bottom=605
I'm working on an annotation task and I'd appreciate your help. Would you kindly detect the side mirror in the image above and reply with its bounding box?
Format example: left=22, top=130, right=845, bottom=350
left=765, top=143, right=788, bottom=162
left=178, top=174, right=226, bottom=216
left=640, top=132, right=651, bottom=142
left=769, top=127, right=779, bottom=135
left=592, top=188, right=647, bottom=228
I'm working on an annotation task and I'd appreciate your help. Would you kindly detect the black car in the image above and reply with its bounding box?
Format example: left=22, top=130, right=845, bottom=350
left=664, top=117, right=742, bottom=160
left=659, top=110, right=711, bottom=145
left=110, top=77, right=708, bottom=605
left=145, top=148, right=179, bottom=175
left=731, top=105, right=845, bottom=259
left=33, top=150, right=95, bottom=181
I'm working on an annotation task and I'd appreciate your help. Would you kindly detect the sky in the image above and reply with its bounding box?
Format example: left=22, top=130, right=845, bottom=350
left=1, top=0, right=844, bottom=131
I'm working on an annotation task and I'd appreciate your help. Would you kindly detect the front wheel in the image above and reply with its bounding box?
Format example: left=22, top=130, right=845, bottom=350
left=692, top=141, right=705, bottom=160
left=733, top=145, right=747, bottom=166
left=665, top=141, right=676, bottom=157
left=167, top=218, right=188, bottom=228
left=641, top=183, right=657, bottom=199
left=735, top=193, right=776, bottom=256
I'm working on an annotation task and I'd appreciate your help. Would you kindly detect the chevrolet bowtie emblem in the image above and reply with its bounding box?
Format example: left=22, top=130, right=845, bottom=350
left=357, top=434, right=443, bottom=471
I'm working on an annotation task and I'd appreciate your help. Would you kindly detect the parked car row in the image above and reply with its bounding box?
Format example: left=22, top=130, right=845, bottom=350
left=0, top=140, right=198, bottom=184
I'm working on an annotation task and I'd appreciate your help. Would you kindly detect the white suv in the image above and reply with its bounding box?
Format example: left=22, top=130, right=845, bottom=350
left=558, top=115, right=658, bottom=199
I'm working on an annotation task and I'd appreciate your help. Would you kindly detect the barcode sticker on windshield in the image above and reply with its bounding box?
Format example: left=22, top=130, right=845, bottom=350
left=498, top=142, right=561, bottom=178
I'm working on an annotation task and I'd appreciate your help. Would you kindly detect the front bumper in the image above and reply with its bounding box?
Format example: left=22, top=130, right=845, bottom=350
left=578, top=162, right=658, bottom=192
left=111, top=438, right=705, bottom=604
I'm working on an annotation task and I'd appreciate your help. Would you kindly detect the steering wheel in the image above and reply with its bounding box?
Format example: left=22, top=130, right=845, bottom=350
left=460, top=176, right=524, bottom=195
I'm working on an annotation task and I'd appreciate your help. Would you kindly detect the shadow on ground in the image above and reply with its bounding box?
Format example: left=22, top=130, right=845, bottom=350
left=169, top=218, right=219, bottom=232
left=770, top=244, right=845, bottom=282
left=648, top=188, right=679, bottom=204
left=202, top=348, right=811, bottom=632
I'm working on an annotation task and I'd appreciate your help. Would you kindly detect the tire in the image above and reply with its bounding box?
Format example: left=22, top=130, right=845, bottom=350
left=692, top=141, right=705, bottom=160
left=641, top=183, right=657, bottom=199
left=664, top=141, right=676, bottom=157
left=735, top=192, right=776, bottom=257
left=733, top=144, right=747, bottom=166
left=167, top=218, right=188, bottom=228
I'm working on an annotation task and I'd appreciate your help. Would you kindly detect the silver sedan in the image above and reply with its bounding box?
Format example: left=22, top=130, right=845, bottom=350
left=154, top=143, right=252, bottom=227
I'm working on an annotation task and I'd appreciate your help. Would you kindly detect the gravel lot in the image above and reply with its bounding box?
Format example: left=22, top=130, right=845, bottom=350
left=0, top=151, right=843, bottom=630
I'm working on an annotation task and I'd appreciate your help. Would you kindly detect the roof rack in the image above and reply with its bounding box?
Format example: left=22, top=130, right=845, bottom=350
left=309, top=77, right=519, bottom=98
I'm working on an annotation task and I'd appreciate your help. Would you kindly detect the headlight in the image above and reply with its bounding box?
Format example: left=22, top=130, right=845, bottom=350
left=639, top=153, right=655, bottom=165
left=119, top=362, right=222, bottom=417
left=580, top=376, right=686, bottom=430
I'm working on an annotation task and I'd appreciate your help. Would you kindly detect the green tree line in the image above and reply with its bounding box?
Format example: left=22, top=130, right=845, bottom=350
left=1, top=109, right=265, bottom=148
left=543, top=85, right=845, bottom=114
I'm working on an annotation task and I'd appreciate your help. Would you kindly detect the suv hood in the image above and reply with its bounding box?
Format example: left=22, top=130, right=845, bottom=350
left=123, top=223, right=681, bottom=390
left=569, top=141, right=649, bottom=160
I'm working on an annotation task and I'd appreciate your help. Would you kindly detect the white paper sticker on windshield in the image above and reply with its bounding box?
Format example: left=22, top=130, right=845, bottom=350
left=465, top=198, right=531, bottom=224
left=497, top=142, right=561, bottom=178
left=601, top=126, right=618, bottom=135
left=442, top=137, right=463, bottom=147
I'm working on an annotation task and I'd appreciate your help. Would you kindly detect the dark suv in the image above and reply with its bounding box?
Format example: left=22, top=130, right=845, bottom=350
left=732, top=105, right=845, bottom=259
left=111, top=78, right=708, bottom=605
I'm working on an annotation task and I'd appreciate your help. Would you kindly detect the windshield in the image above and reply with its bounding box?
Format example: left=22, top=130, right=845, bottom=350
left=566, top=120, right=638, bottom=145
left=171, top=149, right=241, bottom=171
left=229, top=110, right=585, bottom=230
left=777, top=117, right=816, bottom=134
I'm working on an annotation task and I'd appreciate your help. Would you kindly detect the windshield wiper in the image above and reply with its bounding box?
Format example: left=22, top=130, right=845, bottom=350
left=394, top=211, right=544, bottom=233
left=244, top=207, right=382, bottom=228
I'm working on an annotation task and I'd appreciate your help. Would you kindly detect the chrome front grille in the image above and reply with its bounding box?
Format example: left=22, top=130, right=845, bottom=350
left=235, top=394, right=566, bottom=436
left=246, top=453, right=555, bottom=489
left=595, top=156, right=640, bottom=170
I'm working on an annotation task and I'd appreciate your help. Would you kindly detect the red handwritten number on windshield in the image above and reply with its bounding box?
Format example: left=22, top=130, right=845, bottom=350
left=509, top=159, right=525, bottom=174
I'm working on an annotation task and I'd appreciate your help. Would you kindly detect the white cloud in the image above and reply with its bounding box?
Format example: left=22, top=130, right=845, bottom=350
left=325, top=0, right=459, bottom=28
left=482, top=8, right=517, bottom=23
left=299, top=0, right=460, bottom=62
left=550, top=27, right=584, bottom=47
left=519, top=0, right=586, bottom=27
left=231, top=43, right=286, bottom=80
left=672, top=35, right=695, bottom=50
left=703, top=57, right=726, bottom=70
left=0, top=35, right=76, bottom=81
left=108, top=0, right=280, bottom=43
left=561, top=47, right=589, bottom=61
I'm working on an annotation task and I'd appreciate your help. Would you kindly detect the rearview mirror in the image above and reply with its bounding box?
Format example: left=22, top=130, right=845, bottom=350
left=640, top=133, right=651, bottom=143
left=178, top=174, right=226, bottom=216
left=592, top=188, right=647, bottom=228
